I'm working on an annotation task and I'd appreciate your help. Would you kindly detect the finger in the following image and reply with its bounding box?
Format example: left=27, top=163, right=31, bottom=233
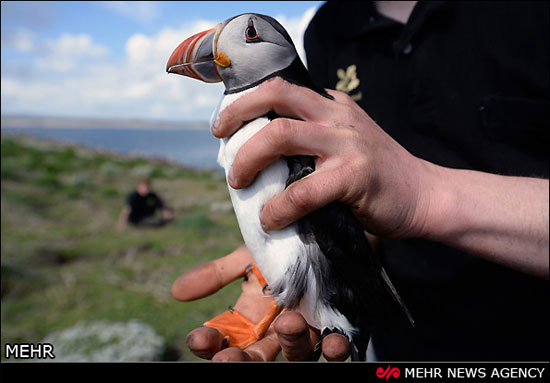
left=211, top=347, right=251, bottom=362
left=260, top=168, right=346, bottom=231
left=228, top=118, right=340, bottom=189
left=242, top=327, right=282, bottom=361
left=212, top=328, right=281, bottom=361
left=172, top=244, right=251, bottom=301
left=274, top=311, right=319, bottom=361
left=212, top=77, right=335, bottom=138
left=186, top=326, right=226, bottom=360
left=321, top=333, right=351, bottom=361
left=325, top=88, right=355, bottom=105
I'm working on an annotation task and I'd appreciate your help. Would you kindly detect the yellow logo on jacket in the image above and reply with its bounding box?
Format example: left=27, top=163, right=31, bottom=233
left=336, top=64, right=362, bottom=101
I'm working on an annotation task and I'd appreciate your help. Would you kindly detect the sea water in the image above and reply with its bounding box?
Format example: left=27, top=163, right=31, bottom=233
left=1, top=127, right=221, bottom=171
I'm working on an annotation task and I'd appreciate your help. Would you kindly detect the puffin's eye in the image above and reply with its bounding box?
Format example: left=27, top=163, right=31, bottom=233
left=246, top=26, right=258, bottom=39
left=245, top=20, right=260, bottom=43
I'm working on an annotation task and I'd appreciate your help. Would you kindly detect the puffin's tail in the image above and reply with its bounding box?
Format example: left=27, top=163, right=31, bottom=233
left=380, top=266, right=415, bottom=328
left=350, top=327, right=370, bottom=361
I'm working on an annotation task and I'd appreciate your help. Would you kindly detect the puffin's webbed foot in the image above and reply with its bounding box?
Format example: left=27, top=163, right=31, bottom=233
left=203, top=262, right=283, bottom=349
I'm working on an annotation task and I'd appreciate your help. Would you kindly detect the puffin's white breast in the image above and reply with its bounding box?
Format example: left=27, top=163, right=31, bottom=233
left=212, top=87, right=354, bottom=335
left=214, top=87, right=305, bottom=285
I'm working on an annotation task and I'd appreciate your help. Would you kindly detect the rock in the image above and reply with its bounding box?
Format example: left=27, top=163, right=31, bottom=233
left=42, top=319, right=165, bottom=362
left=130, top=164, right=155, bottom=178
left=209, top=200, right=234, bottom=213
left=98, top=162, right=123, bottom=178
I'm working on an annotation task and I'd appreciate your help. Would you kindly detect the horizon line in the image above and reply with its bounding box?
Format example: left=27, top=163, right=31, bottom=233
left=1, top=114, right=211, bottom=131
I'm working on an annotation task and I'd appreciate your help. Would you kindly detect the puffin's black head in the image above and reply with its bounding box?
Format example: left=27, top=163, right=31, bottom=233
left=166, top=13, right=298, bottom=91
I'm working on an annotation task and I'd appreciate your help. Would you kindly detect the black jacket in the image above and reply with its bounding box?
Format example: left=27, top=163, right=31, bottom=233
left=304, top=1, right=549, bottom=360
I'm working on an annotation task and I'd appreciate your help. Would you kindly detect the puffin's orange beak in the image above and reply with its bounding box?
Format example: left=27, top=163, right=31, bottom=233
left=166, top=24, right=230, bottom=83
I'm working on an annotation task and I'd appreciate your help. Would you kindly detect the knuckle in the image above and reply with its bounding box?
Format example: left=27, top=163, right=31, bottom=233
left=343, top=152, right=367, bottom=180
left=341, top=92, right=355, bottom=105
left=221, top=99, right=236, bottom=119
left=341, top=104, right=358, bottom=125
left=353, top=155, right=370, bottom=174
left=218, top=103, right=237, bottom=131
left=268, top=78, right=295, bottom=105
left=334, top=89, right=346, bottom=98
left=343, top=158, right=369, bottom=202
left=329, top=110, right=358, bottom=145
left=264, top=201, right=285, bottom=228
left=343, top=93, right=359, bottom=107
left=265, top=118, right=292, bottom=148
left=332, top=89, right=354, bottom=105
left=268, top=76, right=287, bottom=93
left=286, top=183, right=312, bottom=213
left=232, top=147, right=247, bottom=174
left=350, top=159, right=365, bottom=186
left=261, top=76, right=285, bottom=97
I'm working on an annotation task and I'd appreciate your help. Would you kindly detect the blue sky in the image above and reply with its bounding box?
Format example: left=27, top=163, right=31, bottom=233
left=1, top=1, right=323, bottom=121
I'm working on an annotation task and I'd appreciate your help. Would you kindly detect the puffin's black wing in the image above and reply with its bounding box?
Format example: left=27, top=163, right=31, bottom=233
left=286, top=155, right=384, bottom=361
left=265, top=57, right=413, bottom=361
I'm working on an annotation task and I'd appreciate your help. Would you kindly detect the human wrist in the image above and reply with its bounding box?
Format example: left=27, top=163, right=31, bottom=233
left=412, top=163, right=486, bottom=246
left=407, top=159, right=457, bottom=241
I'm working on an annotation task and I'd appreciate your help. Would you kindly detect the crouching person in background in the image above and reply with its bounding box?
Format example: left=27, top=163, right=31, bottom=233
left=117, top=178, right=174, bottom=230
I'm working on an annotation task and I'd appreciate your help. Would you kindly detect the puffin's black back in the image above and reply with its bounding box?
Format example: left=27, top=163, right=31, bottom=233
left=286, top=155, right=389, bottom=361
left=259, top=56, right=400, bottom=361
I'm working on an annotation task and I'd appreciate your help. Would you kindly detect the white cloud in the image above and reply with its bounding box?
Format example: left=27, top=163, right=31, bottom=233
left=101, top=1, right=160, bottom=26
left=36, top=33, right=108, bottom=73
left=1, top=7, right=319, bottom=121
left=1, top=21, right=224, bottom=120
left=7, top=28, right=35, bottom=53
left=44, top=34, right=108, bottom=58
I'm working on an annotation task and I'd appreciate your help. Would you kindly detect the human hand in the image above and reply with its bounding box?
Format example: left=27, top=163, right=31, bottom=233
left=212, top=77, right=438, bottom=239
left=172, top=245, right=350, bottom=361
left=116, top=219, right=127, bottom=232
left=162, top=208, right=174, bottom=222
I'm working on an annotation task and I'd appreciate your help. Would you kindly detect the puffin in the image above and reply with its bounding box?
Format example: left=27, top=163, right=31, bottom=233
left=166, top=13, right=414, bottom=361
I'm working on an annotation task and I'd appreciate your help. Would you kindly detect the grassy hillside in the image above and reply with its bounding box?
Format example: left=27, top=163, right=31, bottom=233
left=0, top=133, right=244, bottom=361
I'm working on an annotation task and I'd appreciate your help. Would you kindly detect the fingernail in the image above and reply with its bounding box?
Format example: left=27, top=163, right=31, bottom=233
left=212, top=118, right=220, bottom=132
left=259, top=211, right=270, bottom=231
left=228, top=168, right=237, bottom=187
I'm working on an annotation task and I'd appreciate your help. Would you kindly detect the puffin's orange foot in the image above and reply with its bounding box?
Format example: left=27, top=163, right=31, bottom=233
left=202, top=263, right=283, bottom=349
left=253, top=299, right=283, bottom=340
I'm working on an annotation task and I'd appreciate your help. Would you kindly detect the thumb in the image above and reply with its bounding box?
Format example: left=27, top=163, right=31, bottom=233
left=274, top=311, right=319, bottom=361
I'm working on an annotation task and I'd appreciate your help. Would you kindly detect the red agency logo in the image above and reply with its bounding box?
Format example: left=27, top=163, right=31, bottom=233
left=376, top=365, right=401, bottom=380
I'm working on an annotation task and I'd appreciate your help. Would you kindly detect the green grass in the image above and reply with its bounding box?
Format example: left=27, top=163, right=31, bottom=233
left=0, top=134, right=244, bottom=361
